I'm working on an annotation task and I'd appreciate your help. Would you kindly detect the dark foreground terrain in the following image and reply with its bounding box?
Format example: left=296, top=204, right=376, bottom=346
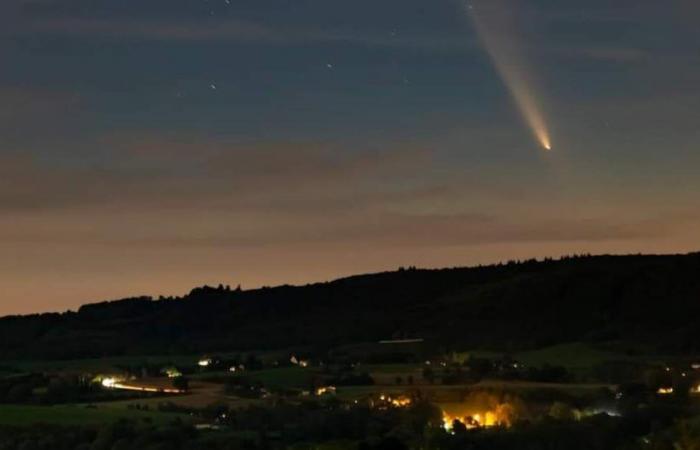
left=2, top=252, right=700, bottom=360
left=3, top=253, right=700, bottom=449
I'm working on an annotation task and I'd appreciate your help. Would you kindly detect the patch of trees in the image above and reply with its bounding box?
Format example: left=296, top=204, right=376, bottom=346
left=316, top=363, right=376, bottom=387
left=327, top=372, right=375, bottom=386
left=1, top=389, right=699, bottom=450
left=0, top=395, right=690, bottom=450
left=0, top=375, right=90, bottom=405
left=0, top=374, right=158, bottom=405
left=0, top=420, right=234, bottom=450
left=435, top=358, right=572, bottom=385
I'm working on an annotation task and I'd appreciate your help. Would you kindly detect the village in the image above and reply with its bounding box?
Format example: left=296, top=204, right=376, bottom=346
left=4, top=339, right=700, bottom=437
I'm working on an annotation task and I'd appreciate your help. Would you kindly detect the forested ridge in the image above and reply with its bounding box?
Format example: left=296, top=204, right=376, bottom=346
left=2, top=253, right=700, bottom=359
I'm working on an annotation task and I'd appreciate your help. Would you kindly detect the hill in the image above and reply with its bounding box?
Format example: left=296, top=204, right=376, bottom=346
left=2, top=253, right=700, bottom=360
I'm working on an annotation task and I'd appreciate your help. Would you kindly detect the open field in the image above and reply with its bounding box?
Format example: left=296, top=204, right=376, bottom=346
left=452, top=343, right=625, bottom=370
left=362, top=364, right=423, bottom=374
left=244, top=367, right=314, bottom=389
left=515, top=343, right=626, bottom=370
left=103, top=394, right=264, bottom=411
left=5, top=355, right=205, bottom=374
left=3, top=348, right=297, bottom=374
left=3, top=342, right=678, bottom=379
left=0, top=404, right=185, bottom=426
left=190, top=366, right=319, bottom=391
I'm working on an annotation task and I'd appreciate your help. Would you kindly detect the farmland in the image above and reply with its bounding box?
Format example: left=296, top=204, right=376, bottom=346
left=0, top=404, right=184, bottom=427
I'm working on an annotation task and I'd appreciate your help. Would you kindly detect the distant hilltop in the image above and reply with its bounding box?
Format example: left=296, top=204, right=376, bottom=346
left=1, top=252, right=700, bottom=360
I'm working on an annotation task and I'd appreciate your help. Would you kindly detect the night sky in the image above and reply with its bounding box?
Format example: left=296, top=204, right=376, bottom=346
left=1, top=0, right=699, bottom=315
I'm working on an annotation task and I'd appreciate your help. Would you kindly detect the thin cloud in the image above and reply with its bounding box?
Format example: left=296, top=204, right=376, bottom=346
left=23, top=17, right=283, bottom=42
left=547, top=45, right=650, bottom=63
left=0, top=209, right=677, bottom=249
left=0, top=135, right=433, bottom=213
left=3, top=14, right=647, bottom=64
left=0, top=87, right=81, bottom=120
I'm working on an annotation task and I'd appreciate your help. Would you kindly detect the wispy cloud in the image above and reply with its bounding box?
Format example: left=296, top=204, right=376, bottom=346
left=0, top=130, right=692, bottom=252
left=22, top=17, right=283, bottom=42
left=547, top=45, right=650, bottom=63
left=0, top=135, right=433, bottom=213
left=3, top=13, right=650, bottom=64
left=0, top=204, right=680, bottom=250
left=0, top=87, right=81, bottom=121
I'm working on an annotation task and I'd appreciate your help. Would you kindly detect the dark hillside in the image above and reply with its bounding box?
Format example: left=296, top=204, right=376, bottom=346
left=1, top=253, right=700, bottom=359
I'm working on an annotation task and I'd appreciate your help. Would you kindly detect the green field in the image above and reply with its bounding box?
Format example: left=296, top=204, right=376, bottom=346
left=452, top=343, right=636, bottom=374
left=5, top=355, right=204, bottom=374
left=0, top=404, right=185, bottom=427
left=515, top=343, right=624, bottom=370
left=189, top=366, right=317, bottom=389
left=4, top=349, right=298, bottom=375
left=363, top=364, right=420, bottom=374
left=245, top=367, right=315, bottom=389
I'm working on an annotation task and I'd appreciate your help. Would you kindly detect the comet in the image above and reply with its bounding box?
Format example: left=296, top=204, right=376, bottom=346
left=465, top=1, right=553, bottom=151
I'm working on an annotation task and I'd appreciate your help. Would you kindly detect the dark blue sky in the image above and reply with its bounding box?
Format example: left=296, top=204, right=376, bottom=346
left=1, top=0, right=699, bottom=314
